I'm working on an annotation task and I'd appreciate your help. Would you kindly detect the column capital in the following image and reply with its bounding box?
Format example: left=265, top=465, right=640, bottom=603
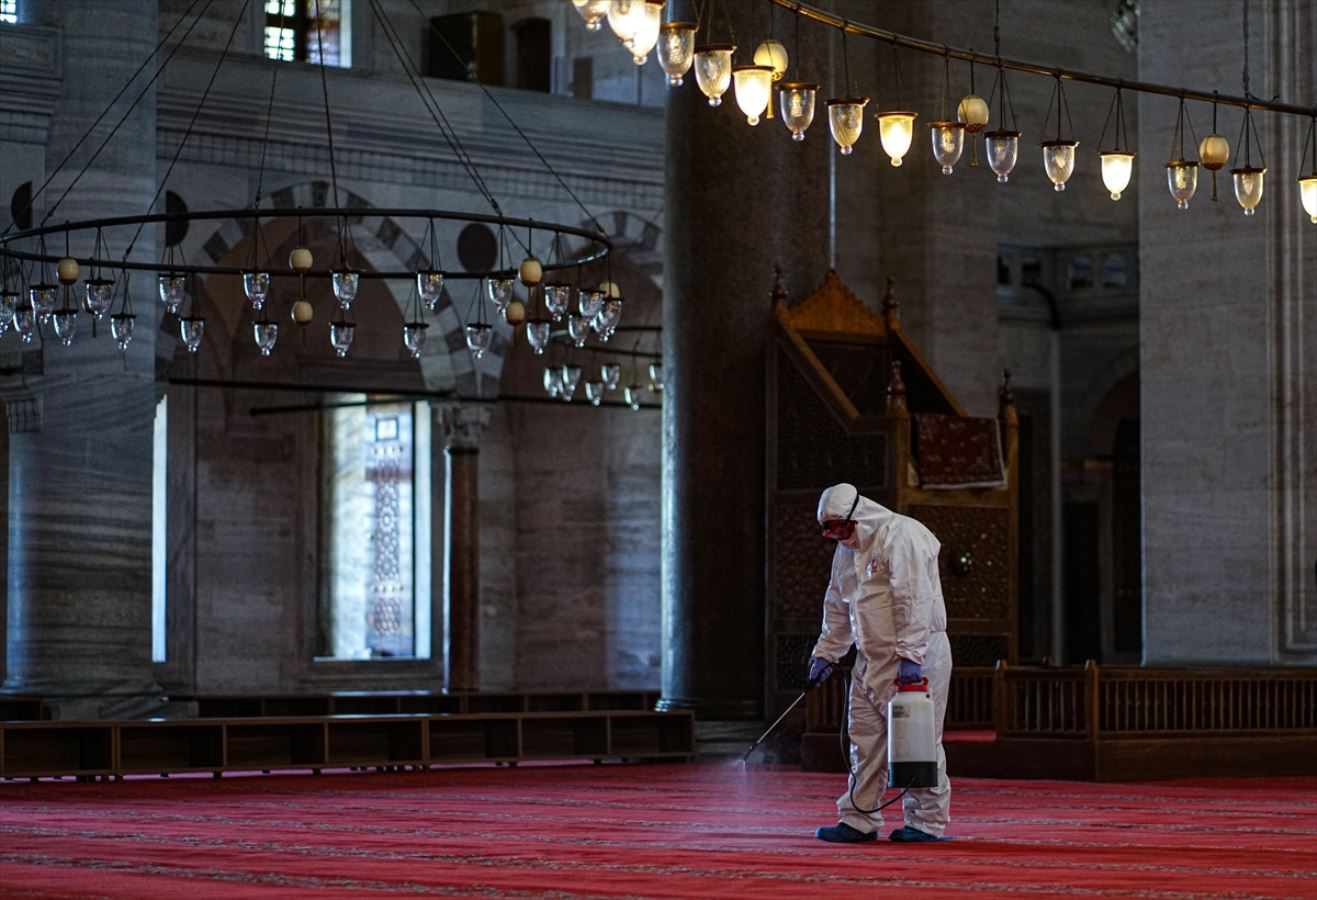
left=437, top=403, right=491, bottom=451
left=1, top=392, right=43, bottom=433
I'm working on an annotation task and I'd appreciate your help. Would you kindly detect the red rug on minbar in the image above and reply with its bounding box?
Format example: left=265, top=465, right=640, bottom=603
left=2, top=763, right=1315, bottom=898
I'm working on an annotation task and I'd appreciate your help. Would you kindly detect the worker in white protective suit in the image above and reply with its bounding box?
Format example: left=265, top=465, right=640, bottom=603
left=808, top=483, right=953, bottom=844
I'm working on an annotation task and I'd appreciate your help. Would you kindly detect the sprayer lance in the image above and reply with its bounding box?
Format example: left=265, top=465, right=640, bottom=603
left=741, top=688, right=810, bottom=762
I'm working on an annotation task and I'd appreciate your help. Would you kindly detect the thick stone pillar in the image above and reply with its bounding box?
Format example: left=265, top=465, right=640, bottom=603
left=440, top=404, right=490, bottom=690
left=3, top=0, right=161, bottom=717
left=1138, top=0, right=1316, bottom=665
left=660, top=0, right=829, bottom=717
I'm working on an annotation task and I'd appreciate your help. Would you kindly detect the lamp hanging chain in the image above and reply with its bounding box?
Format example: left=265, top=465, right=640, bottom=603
left=122, top=0, right=250, bottom=266
left=1304, top=115, right=1317, bottom=172
left=312, top=0, right=346, bottom=266
left=841, top=22, right=854, bottom=96
left=9, top=0, right=209, bottom=239
left=890, top=39, right=904, bottom=109
left=939, top=47, right=950, bottom=120
left=1241, top=0, right=1250, bottom=100
left=1098, top=87, right=1118, bottom=150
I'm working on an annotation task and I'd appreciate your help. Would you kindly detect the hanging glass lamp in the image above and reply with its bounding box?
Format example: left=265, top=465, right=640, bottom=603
left=778, top=82, right=818, bottom=141
left=567, top=313, right=591, bottom=348
left=1231, top=166, right=1266, bottom=215
left=110, top=312, right=136, bottom=351
left=560, top=363, right=583, bottom=401
left=929, top=121, right=965, bottom=174
left=648, top=360, right=664, bottom=392
left=51, top=308, right=78, bottom=347
left=826, top=97, right=867, bottom=155
left=543, top=365, right=562, bottom=398
left=403, top=320, right=428, bottom=359
left=243, top=271, right=271, bottom=310
left=601, top=362, right=622, bottom=390
left=1166, top=160, right=1199, bottom=210
left=694, top=44, right=735, bottom=107
left=82, top=277, right=115, bottom=319
left=332, top=269, right=359, bottom=310
left=624, top=384, right=643, bottom=410
left=578, top=287, right=605, bottom=319
left=585, top=379, right=606, bottom=407
left=1300, top=174, right=1317, bottom=223
left=329, top=319, right=355, bottom=358
left=1042, top=140, right=1079, bottom=191
left=543, top=283, right=572, bottom=321
left=985, top=130, right=1021, bottom=182
left=253, top=320, right=279, bottom=357
left=526, top=318, right=552, bottom=355
left=418, top=270, right=444, bottom=311
left=157, top=272, right=186, bottom=314
left=658, top=21, right=697, bottom=85
left=179, top=315, right=205, bottom=353
left=487, top=276, right=514, bottom=312
left=465, top=322, right=493, bottom=359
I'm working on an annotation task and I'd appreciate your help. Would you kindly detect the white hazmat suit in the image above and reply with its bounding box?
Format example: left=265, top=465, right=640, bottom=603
left=811, top=483, right=953, bottom=839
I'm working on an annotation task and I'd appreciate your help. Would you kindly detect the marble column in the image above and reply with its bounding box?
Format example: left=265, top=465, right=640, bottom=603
left=659, top=0, right=829, bottom=718
left=3, top=0, right=161, bottom=717
left=440, top=404, right=490, bottom=691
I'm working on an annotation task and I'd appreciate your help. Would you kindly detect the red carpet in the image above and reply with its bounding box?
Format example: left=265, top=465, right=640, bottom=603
left=2, top=762, right=1315, bottom=898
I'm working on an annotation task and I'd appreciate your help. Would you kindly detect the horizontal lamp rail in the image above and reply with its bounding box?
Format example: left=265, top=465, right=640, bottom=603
left=772, top=0, right=1317, bottom=119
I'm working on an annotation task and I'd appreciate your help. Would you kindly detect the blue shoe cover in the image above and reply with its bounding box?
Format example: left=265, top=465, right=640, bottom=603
left=816, top=822, right=877, bottom=843
left=889, top=825, right=946, bottom=843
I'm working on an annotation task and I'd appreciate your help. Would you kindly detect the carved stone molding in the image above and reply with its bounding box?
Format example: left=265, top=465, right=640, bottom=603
left=1, top=394, right=42, bottom=433
left=437, top=404, right=492, bottom=452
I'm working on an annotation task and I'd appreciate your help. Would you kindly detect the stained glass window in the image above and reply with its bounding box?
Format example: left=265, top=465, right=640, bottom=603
left=0, top=0, right=17, bottom=25
left=322, top=398, right=431, bottom=659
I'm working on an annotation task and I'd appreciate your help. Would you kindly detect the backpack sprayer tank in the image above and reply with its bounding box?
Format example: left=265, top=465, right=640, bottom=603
left=888, top=678, right=938, bottom=788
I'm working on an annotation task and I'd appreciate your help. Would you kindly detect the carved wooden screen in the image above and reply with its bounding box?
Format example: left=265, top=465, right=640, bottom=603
left=767, top=272, right=1019, bottom=743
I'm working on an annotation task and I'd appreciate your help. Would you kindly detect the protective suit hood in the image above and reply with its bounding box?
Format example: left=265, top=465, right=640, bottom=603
left=817, top=483, right=895, bottom=549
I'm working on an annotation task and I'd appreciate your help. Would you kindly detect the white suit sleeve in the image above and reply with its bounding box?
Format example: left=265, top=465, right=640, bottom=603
left=811, top=565, right=853, bottom=661
left=888, top=529, right=938, bottom=665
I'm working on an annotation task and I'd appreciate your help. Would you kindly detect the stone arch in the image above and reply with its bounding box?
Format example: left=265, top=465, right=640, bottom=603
left=1079, top=347, right=1140, bottom=459
left=171, top=180, right=511, bottom=398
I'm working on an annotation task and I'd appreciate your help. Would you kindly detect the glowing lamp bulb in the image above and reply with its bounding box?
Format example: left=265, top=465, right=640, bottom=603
left=732, top=65, right=773, bottom=126
left=877, top=112, right=918, bottom=167
left=1300, top=174, right=1317, bottom=223
left=1100, top=151, right=1135, bottom=200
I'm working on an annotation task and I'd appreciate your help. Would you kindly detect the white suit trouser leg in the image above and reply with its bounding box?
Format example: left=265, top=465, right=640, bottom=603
left=836, top=632, right=952, bottom=837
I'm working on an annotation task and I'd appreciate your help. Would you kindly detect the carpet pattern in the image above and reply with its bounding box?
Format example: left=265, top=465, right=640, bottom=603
left=2, top=763, right=1315, bottom=898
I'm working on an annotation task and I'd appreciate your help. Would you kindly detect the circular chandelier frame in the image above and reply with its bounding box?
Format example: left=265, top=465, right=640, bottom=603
left=0, top=208, right=611, bottom=280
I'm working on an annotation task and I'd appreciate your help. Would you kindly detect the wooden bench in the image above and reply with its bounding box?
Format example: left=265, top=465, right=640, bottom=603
left=0, top=708, right=693, bottom=780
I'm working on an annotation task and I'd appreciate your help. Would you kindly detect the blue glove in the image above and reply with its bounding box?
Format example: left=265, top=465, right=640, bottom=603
left=807, top=657, right=836, bottom=688
left=897, top=659, right=923, bottom=684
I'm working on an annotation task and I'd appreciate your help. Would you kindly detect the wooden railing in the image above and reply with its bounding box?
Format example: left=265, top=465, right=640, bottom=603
left=808, top=662, right=1317, bottom=740
left=995, top=662, right=1317, bottom=739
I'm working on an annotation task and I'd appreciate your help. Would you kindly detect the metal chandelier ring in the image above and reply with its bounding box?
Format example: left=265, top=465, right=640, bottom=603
left=0, top=207, right=612, bottom=280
